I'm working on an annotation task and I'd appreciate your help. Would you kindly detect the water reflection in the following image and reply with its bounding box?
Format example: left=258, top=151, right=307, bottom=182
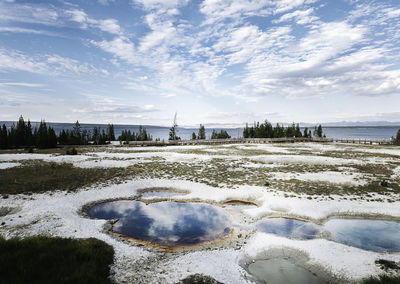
left=324, top=218, right=400, bottom=252
left=88, top=200, right=231, bottom=246
left=257, top=218, right=320, bottom=240
left=248, top=258, right=321, bottom=284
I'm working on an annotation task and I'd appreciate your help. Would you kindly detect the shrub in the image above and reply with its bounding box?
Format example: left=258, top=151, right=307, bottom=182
left=66, top=147, right=78, bottom=155
left=380, top=180, right=389, bottom=187
left=0, top=236, right=114, bottom=284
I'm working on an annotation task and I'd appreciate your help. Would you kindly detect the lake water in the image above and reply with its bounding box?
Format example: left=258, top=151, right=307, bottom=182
left=1, top=121, right=398, bottom=140
left=88, top=200, right=231, bottom=246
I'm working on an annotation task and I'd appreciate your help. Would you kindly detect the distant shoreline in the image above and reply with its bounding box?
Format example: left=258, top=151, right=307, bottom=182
left=1, top=121, right=399, bottom=129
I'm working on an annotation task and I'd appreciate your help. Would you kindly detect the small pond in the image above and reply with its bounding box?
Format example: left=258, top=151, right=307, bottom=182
left=88, top=200, right=232, bottom=246
left=324, top=218, right=400, bottom=252
left=257, top=218, right=320, bottom=240
left=248, top=258, right=321, bottom=284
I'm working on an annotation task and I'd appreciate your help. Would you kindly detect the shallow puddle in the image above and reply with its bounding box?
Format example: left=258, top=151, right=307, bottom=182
left=248, top=258, right=321, bottom=284
left=257, top=218, right=320, bottom=240
left=88, top=200, right=232, bottom=246
left=324, top=218, right=400, bottom=252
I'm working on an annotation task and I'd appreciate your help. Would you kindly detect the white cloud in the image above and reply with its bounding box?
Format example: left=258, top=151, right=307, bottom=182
left=273, top=8, right=317, bottom=24
left=66, top=9, right=88, bottom=23
left=0, top=2, right=59, bottom=26
left=97, top=19, right=121, bottom=34
left=91, top=37, right=136, bottom=63
left=0, top=82, right=45, bottom=88
left=199, top=0, right=318, bottom=24
left=0, top=48, right=107, bottom=76
left=131, top=0, right=189, bottom=10
left=274, top=0, right=318, bottom=14
left=98, top=0, right=115, bottom=5
left=66, top=9, right=122, bottom=35
left=0, top=27, right=62, bottom=37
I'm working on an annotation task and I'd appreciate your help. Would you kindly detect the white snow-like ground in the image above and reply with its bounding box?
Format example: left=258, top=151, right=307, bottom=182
left=1, top=143, right=400, bottom=283
left=1, top=179, right=399, bottom=283
left=270, top=171, right=368, bottom=186
left=0, top=162, right=20, bottom=169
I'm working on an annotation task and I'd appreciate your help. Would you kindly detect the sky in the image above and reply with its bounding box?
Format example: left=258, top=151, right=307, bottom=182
left=0, top=0, right=399, bottom=127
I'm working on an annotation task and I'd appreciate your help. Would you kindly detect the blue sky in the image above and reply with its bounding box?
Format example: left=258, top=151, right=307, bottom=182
left=0, top=0, right=399, bottom=127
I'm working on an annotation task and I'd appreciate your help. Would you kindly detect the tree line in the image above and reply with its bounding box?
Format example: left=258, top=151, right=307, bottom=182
left=0, top=116, right=152, bottom=149
left=119, top=126, right=152, bottom=144
left=243, top=120, right=324, bottom=139
left=0, top=116, right=57, bottom=149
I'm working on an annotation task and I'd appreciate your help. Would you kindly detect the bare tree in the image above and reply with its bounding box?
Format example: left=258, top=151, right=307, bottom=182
left=168, top=112, right=180, bottom=140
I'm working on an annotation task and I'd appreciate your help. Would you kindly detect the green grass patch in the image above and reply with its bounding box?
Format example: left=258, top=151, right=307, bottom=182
left=362, top=274, right=400, bottom=284
left=0, top=161, right=130, bottom=194
left=0, top=236, right=114, bottom=284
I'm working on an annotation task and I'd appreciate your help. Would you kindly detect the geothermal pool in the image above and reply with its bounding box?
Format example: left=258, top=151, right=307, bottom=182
left=88, top=200, right=232, bottom=246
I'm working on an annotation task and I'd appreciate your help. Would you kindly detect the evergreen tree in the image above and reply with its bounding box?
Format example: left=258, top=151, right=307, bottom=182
left=303, top=127, right=308, bottom=138
left=218, top=130, right=231, bottom=139
left=243, top=123, right=250, bottom=138
left=211, top=129, right=231, bottom=139
left=106, top=124, right=115, bottom=141
left=191, top=132, right=197, bottom=140
left=0, top=124, right=8, bottom=149
left=168, top=112, right=180, bottom=140
left=198, top=124, right=206, bottom=139
left=47, top=127, right=57, bottom=148
left=8, top=124, right=16, bottom=147
left=394, top=129, right=400, bottom=145
left=73, top=120, right=81, bottom=140
left=211, top=129, right=217, bottom=139
left=26, top=120, right=33, bottom=146
left=295, top=123, right=302, bottom=138
left=15, top=115, right=26, bottom=147
left=58, top=129, right=68, bottom=144
left=92, top=127, right=100, bottom=145
left=314, top=124, right=323, bottom=138
left=36, top=120, right=49, bottom=149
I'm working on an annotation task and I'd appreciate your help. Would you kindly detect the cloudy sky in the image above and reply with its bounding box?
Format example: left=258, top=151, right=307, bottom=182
left=0, top=0, right=399, bottom=127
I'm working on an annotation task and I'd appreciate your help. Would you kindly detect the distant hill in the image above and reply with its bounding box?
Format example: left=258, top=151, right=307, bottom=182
left=299, top=121, right=400, bottom=127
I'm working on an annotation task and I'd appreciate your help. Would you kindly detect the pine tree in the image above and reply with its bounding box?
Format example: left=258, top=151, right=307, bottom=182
left=394, top=129, right=400, bottom=145
left=47, top=127, right=57, bottom=148
left=15, top=115, right=26, bottom=147
left=191, top=132, right=197, bottom=140
left=243, top=123, right=250, bottom=138
left=314, top=124, right=323, bottom=138
left=198, top=124, right=205, bottom=139
left=107, top=124, right=115, bottom=141
left=26, top=120, right=33, bottom=146
left=0, top=124, right=8, bottom=149
left=36, top=120, right=48, bottom=149
left=303, top=127, right=308, bottom=138
left=295, top=123, right=302, bottom=138
left=73, top=120, right=81, bottom=142
left=211, top=129, right=217, bottom=139
left=58, top=129, right=67, bottom=144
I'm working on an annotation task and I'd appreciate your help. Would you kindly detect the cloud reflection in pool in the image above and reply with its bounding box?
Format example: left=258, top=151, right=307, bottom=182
left=88, top=200, right=232, bottom=246
left=257, top=218, right=320, bottom=240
